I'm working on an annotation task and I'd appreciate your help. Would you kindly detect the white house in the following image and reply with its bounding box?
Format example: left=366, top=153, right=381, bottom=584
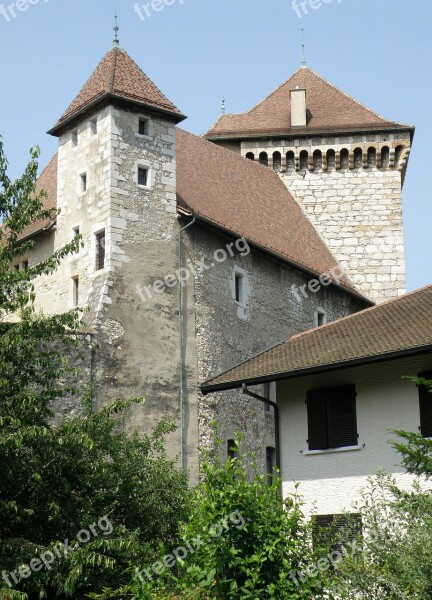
left=201, top=284, right=432, bottom=520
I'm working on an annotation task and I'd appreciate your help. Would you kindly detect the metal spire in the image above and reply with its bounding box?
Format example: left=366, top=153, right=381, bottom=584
left=113, top=11, right=120, bottom=48
left=301, top=28, right=306, bottom=67
left=221, top=97, right=226, bottom=115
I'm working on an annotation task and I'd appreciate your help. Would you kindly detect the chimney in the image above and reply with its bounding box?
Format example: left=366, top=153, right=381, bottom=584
left=290, top=87, right=307, bottom=128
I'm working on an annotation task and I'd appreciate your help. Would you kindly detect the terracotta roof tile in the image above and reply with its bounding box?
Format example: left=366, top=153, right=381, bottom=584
left=18, top=152, right=57, bottom=240
left=205, top=67, right=412, bottom=139
left=176, top=128, right=363, bottom=297
left=50, top=48, right=184, bottom=133
left=201, top=285, right=432, bottom=392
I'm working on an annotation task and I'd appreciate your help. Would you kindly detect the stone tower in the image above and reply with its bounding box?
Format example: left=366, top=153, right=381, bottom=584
left=205, top=66, right=414, bottom=303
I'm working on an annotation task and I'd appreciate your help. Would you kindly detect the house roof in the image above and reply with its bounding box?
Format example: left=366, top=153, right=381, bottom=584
left=176, top=128, right=365, bottom=298
left=17, top=152, right=58, bottom=241
left=205, top=66, right=413, bottom=140
left=49, top=47, right=185, bottom=135
left=201, top=284, right=432, bottom=393
left=28, top=128, right=368, bottom=302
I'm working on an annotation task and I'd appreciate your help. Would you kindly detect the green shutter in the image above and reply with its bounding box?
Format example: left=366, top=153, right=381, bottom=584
left=327, top=385, right=357, bottom=449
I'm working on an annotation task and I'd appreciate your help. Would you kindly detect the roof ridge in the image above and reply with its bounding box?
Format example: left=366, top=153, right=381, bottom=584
left=290, top=283, right=432, bottom=342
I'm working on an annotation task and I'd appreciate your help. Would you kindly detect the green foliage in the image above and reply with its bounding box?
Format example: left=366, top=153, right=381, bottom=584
left=331, top=376, right=432, bottom=598
left=0, top=140, right=189, bottom=599
left=130, top=435, right=324, bottom=600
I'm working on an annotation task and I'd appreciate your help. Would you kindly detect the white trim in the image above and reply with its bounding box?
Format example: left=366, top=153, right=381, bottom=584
left=304, top=445, right=362, bottom=456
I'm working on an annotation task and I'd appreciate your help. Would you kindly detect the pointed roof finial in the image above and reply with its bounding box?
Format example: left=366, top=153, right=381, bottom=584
left=221, top=97, right=226, bottom=115
left=301, top=28, right=306, bottom=67
left=113, top=10, right=120, bottom=48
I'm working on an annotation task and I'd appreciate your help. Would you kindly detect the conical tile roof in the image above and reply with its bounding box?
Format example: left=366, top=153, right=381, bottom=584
left=49, top=47, right=185, bottom=134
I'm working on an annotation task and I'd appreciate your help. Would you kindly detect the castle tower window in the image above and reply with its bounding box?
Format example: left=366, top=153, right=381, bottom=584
left=340, top=148, right=349, bottom=170
left=80, top=173, right=87, bottom=193
left=259, top=152, right=268, bottom=167
left=354, top=148, right=363, bottom=169
left=95, top=230, right=106, bottom=271
left=300, top=150, right=308, bottom=171
left=286, top=151, right=295, bottom=172
left=71, top=130, right=78, bottom=147
left=235, top=272, right=245, bottom=304
left=72, top=276, right=79, bottom=307
left=367, top=147, right=376, bottom=169
left=245, top=152, right=255, bottom=161
left=138, top=118, right=150, bottom=136
left=90, top=119, right=98, bottom=135
left=313, top=150, right=322, bottom=171
left=72, top=226, right=80, bottom=254
left=381, top=146, right=390, bottom=168
left=138, top=166, right=149, bottom=187
left=326, top=149, right=335, bottom=171
left=273, top=151, right=281, bottom=172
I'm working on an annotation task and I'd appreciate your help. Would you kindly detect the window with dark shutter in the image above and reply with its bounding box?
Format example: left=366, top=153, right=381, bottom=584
left=418, top=371, right=432, bottom=438
left=307, top=385, right=357, bottom=450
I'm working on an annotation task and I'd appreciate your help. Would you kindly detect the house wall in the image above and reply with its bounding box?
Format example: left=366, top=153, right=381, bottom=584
left=278, top=353, right=432, bottom=518
left=191, top=223, right=367, bottom=473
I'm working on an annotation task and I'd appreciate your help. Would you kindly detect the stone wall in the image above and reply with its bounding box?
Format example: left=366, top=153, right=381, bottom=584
left=189, top=223, right=367, bottom=473
left=240, top=132, right=411, bottom=303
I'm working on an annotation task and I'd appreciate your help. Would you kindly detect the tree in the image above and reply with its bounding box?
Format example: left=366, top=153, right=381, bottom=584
left=0, top=140, right=189, bottom=599
left=332, top=376, right=432, bottom=599
left=129, top=434, right=326, bottom=600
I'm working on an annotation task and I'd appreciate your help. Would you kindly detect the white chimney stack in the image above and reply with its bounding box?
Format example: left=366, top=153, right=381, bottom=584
left=290, top=87, right=307, bottom=128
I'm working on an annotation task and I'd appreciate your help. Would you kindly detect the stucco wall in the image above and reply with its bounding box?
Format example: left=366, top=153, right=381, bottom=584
left=278, top=354, right=432, bottom=517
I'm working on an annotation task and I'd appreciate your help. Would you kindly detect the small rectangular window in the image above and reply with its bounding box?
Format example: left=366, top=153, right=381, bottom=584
left=235, top=273, right=244, bottom=304
left=95, top=230, right=105, bottom=271
left=72, top=276, right=79, bottom=307
left=80, top=173, right=87, bottom=193
left=21, top=260, right=29, bottom=271
left=227, top=439, right=236, bottom=460
left=266, top=446, right=276, bottom=485
left=138, top=118, right=149, bottom=136
left=307, top=385, right=357, bottom=451
left=138, top=167, right=148, bottom=187
left=418, top=371, right=432, bottom=438
left=315, top=309, right=327, bottom=327
left=72, top=131, right=78, bottom=147
left=90, top=119, right=97, bottom=135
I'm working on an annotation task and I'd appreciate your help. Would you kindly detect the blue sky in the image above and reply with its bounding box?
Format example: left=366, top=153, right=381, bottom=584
left=0, top=0, right=430, bottom=291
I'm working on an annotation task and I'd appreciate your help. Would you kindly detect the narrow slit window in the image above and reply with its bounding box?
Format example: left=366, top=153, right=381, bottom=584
left=266, top=447, right=276, bottom=485
left=138, top=118, right=149, bottom=136
left=90, top=119, right=97, bottom=135
left=95, top=230, right=106, bottom=271
left=235, top=273, right=244, bottom=304
left=72, top=276, right=79, bottom=307
left=80, top=173, right=87, bottom=193
left=227, top=439, right=236, bottom=460
left=72, top=131, right=78, bottom=147
left=138, top=167, right=149, bottom=187
left=72, top=226, right=80, bottom=253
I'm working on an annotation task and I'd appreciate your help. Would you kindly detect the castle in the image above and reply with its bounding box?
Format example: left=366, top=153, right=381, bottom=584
left=18, top=39, right=413, bottom=482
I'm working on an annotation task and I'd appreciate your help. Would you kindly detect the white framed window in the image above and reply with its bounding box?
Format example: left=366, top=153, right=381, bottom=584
left=138, top=166, right=149, bottom=187
left=135, top=161, right=153, bottom=189
left=315, top=308, right=327, bottom=327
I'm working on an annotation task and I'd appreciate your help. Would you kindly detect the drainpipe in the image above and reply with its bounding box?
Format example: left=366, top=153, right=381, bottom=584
left=178, top=216, right=196, bottom=470
left=241, top=383, right=282, bottom=496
